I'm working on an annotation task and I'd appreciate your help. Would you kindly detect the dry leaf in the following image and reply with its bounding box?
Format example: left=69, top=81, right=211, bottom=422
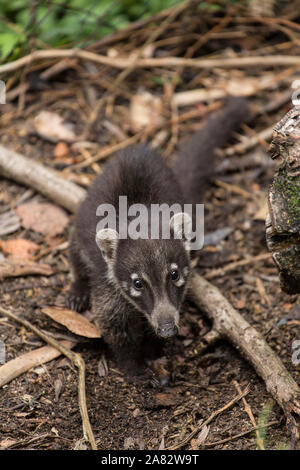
left=0, top=238, right=39, bottom=260
left=54, top=378, right=64, bottom=401
left=73, top=438, right=88, bottom=450
left=158, top=436, right=165, bottom=450
left=17, top=203, right=69, bottom=238
left=254, top=201, right=268, bottom=221
left=129, top=90, right=163, bottom=132
left=97, top=354, right=108, bottom=377
left=33, top=111, right=76, bottom=142
left=42, top=306, right=102, bottom=338
left=191, top=425, right=209, bottom=449
left=53, top=142, right=70, bottom=159
left=195, top=425, right=209, bottom=446
left=51, top=427, right=59, bottom=437
left=236, top=298, right=246, bottom=310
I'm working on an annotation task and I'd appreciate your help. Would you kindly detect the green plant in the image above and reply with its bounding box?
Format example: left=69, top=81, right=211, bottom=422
left=256, top=401, right=291, bottom=450
left=0, top=0, right=183, bottom=61
left=256, top=401, right=274, bottom=449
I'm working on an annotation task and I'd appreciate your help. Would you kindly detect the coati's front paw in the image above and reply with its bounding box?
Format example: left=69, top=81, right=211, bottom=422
left=147, top=357, right=170, bottom=387
left=125, top=367, right=161, bottom=388
left=119, top=360, right=161, bottom=387
left=66, top=281, right=90, bottom=312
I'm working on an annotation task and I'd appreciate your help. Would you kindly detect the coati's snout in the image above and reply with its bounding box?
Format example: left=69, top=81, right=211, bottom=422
left=156, top=318, right=178, bottom=338
left=157, top=323, right=178, bottom=338
left=151, top=302, right=179, bottom=338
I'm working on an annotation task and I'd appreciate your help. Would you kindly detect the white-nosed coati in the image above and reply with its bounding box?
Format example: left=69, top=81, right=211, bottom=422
left=67, top=97, right=249, bottom=383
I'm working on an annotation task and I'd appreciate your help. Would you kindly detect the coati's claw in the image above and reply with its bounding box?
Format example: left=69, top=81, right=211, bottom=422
left=123, top=365, right=161, bottom=388
left=158, top=374, right=169, bottom=387
left=147, top=357, right=170, bottom=387
left=66, top=284, right=90, bottom=312
left=125, top=370, right=160, bottom=388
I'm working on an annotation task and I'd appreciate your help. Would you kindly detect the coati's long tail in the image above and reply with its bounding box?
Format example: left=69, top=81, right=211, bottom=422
left=173, top=97, right=250, bottom=204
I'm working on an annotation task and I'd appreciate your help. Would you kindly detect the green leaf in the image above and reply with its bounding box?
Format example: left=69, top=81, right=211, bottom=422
left=0, top=32, right=21, bottom=59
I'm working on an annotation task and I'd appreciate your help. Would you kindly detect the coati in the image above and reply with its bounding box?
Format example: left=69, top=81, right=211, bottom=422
left=67, top=97, right=249, bottom=383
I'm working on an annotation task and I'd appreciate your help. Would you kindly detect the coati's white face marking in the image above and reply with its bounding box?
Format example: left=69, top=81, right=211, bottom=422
left=183, top=266, right=189, bottom=277
left=95, top=213, right=192, bottom=338
left=170, top=262, right=185, bottom=287
left=130, top=287, right=142, bottom=297
left=129, top=273, right=142, bottom=296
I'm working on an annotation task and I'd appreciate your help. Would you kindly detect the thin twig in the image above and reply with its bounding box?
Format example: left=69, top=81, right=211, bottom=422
left=224, top=126, right=275, bottom=156
left=205, top=252, right=272, bottom=280
left=2, top=50, right=300, bottom=76
left=0, top=306, right=97, bottom=450
left=203, top=420, right=279, bottom=448
left=166, top=384, right=250, bottom=450
left=64, top=132, right=142, bottom=171
left=84, top=0, right=189, bottom=137
left=233, top=380, right=264, bottom=450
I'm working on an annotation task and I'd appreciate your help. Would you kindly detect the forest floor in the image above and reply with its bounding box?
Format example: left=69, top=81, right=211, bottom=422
left=0, top=1, right=299, bottom=450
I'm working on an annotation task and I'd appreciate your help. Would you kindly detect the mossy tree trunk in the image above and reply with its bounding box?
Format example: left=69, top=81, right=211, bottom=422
left=266, top=107, right=300, bottom=294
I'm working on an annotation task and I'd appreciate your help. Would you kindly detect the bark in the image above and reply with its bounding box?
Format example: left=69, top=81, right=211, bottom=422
left=266, top=107, right=300, bottom=294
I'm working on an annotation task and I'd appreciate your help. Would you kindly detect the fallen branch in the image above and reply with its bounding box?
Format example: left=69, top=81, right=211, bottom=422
left=189, top=272, right=300, bottom=443
left=0, top=145, right=85, bottom=213
left=0, top=340, right=75, bottom=387
left=0, top=306, right=97, bottom=450
left=1, top=49, right=300, bottom=76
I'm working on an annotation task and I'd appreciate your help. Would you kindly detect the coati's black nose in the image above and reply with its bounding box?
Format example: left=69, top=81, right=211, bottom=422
left=157, top=323, right=178, bottom=338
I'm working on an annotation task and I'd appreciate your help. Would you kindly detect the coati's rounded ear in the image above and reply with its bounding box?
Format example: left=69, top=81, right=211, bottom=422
left=169, top=212, right=193, bottom=245
left=95, top=228, right=119, bottom=262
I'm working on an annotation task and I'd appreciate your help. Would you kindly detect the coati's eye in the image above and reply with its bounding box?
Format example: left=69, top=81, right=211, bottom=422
left=170, top=269, right=179, bottom=281
left=133, top=278, right=143, bottom=290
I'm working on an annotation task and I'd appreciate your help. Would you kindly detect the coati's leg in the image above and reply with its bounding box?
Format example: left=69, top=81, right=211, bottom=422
left=92, top=289, right=162, bottom=385
left=117, top=347, right=161, bottom=387
left=102, top=319, right=160, bottom=386
left=66, top=228, right=91, bottom=312
left=142, top=332, right=164, bottom=360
